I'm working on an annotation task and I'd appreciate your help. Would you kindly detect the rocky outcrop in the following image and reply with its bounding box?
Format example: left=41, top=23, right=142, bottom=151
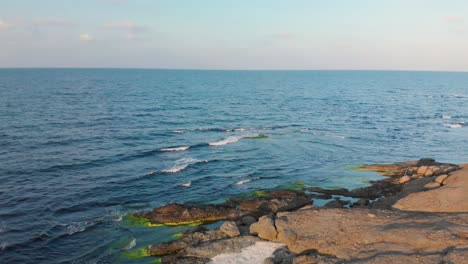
left=144, top=159, right=468, bottom=263
left=358, top=158, right=458, bottom=178
left=135, top=189, right=312, bottom=226
left=229, top=190, right=313, bottom=216
left=149, top=227, right=229, bottom=256
left=160, top=236, right=266, bottom=263
left=135, top=203, right=242, bottom=225
left=252, top=208, right=468, bottom=260
left=393, top=164, right=468, bottom=212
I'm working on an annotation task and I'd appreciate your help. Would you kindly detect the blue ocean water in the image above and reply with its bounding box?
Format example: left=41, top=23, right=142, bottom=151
left=0, top=69, right=467, bottom=263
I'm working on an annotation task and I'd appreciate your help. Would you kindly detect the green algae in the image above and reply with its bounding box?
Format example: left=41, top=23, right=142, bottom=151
left=171, top=232, right=184, bottom=239
left=243, top=134, right=269, bottom=139
left=124, top=246, right=151, bottom=259
left=289, top=181, right=306, bottom=190
left=124, top=214, right=164, bottom=228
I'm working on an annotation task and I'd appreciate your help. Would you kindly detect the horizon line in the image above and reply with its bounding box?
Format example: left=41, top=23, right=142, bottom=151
left=0, top=67, right=467, bottom=73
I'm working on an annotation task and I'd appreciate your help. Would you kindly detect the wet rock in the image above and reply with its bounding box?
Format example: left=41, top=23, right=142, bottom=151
left=241, top=215, right=257, bottom=226
left=220, top=221, right=240, bottom=237
left=399, top=175, right=411, bottom=184
left=231, top=190, right=312, bottom=215
left=264, top=246, right=294, bottom=264
left=250, top=215, right=278, bottom=241
left=135, top=203, right=241, bottom=225
left=160, top=255, right=210, bottom=264
left=149, top=228, right=229, bottom=256
left=324, top=198, right=350, bottom=208
left=292, top=249, right=340, bottom=264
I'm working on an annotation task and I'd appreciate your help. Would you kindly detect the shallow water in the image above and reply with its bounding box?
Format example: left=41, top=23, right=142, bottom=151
left=0, top=69, right=467, bottom=263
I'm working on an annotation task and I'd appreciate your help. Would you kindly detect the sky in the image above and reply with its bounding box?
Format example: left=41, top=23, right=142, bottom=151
left=1, top=0, right=468, bottom=71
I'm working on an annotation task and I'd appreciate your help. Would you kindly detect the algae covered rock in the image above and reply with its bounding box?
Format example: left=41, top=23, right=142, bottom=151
left=135, top=203, right=241, bottom=225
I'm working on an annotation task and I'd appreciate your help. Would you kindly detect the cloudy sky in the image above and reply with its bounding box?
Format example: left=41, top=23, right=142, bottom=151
left=1, top=0, right=467, bottom=71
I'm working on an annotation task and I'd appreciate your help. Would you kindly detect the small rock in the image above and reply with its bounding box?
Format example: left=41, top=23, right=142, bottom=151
left=241, top=215, right=257, bottom=226
left=435, top=174, right=449, bottom=185
left=220, top=221, right=240, bottom=237
left=367, top=213, right=377, bottom=218
left=399, top=175, right=411, bottom=184
left=425, top=168, right=434, bottom=177
left=417, top=166, right=428, bottom=175
left=424, top=182, right=441, bottom=189
left=250, top=215, right=278, bottom=241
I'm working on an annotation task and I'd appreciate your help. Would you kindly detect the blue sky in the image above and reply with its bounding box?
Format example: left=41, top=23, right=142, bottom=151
left=1, top=0, right=467, bottom=70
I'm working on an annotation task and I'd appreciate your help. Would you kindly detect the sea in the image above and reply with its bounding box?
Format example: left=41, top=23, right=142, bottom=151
left=0, top=69, right=467, bottom=263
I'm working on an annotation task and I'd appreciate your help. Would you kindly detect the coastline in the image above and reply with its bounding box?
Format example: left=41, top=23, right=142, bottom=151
left=133, top=158, right=468, bottom=263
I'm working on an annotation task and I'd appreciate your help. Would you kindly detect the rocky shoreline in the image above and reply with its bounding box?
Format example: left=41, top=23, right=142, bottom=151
left=134, top=158, right=468, bottom=263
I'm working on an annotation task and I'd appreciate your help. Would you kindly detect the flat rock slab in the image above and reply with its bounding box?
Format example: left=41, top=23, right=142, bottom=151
left=254, top=208, right=468, bottom=260
left=393, top=167, right=468, bottom=212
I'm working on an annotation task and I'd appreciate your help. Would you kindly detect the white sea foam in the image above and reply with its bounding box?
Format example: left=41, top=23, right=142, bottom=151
left=209, top=136, right=243, bottom=146
left=234, top=177, right=260, bottom=186
left=173, top=130, right=185, bottom=133
left=160, top=146, right=190, bottom=152
left=161, top=158, right=206, bottom=174
left=123, top=238, right=136, bottom=250
left=446, top=122, right=464, bottom=128
left=178, top=181, right=192, bottom=187
left=62, top=221, right=94, bottom=235
left=442, top=115, right=452, bottom=119
left=0, top=242, right=8, bottom=251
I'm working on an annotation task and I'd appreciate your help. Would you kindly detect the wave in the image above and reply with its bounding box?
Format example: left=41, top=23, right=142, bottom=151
left=442, top=115, right=452, bottom=119
left=123, top=238, right=136, bottom=250
left=209, top=136, right=243, bottom=146
left=160, top=146, right=190, bottom=152
left=446, top=122, right=465, bottom=129
left=161, top=158, right=207, bottom=174
left=178, top=181, right=192, bottom=187
left=208, top=134, right=268, bottom=146
left=0, top=242, right=8, bottom=251
left=234, top=177, right=260, bottom=186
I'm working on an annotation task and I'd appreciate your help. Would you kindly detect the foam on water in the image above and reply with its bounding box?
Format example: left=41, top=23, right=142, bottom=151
left=123, top=238, right=136, bottom=250
left=446, top=122, right=465, bottom=129
left=160, top=146, right=190, bottom=152
left=178, top=181, right=192, bottom=188
left=442, top=115, right=452, bottom=119
left=161, top=158, right=207, bottom=173
left=209, top=136, right=243, bottom=146
left=234, top=177, right=260, bottom=186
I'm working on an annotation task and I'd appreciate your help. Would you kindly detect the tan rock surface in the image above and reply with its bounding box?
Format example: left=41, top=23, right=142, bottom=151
left=393, top=167, right=468, bottom=212
left=253, top=208, right=468, bottom=260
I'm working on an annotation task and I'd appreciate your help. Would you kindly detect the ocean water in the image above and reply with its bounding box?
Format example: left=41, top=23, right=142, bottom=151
left=0, top=69, right=467, bottom=263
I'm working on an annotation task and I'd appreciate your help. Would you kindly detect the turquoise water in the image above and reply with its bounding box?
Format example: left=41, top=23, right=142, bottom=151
left=0, top=69, right=467, bottom=263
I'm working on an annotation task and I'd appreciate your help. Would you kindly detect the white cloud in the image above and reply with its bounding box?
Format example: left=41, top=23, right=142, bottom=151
left=32, top=19, right=75, bottom=26
left=445, top=16, right=464, bottom=24
left=79, top=33, right=95, bottom=41
left=102, top=21, right=144, bottom=31
left=269, top=32, right=296, bottom=40
left=0, top=19, right=15, bottom=30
